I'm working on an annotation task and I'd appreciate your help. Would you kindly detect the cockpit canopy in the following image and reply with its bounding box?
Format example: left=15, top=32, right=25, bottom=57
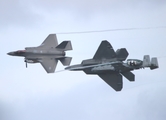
left=13, top=50, right=26, bottom=55
left=16, top=50, right=26, bottom=53
left=127, top=59, right=142, bottom=66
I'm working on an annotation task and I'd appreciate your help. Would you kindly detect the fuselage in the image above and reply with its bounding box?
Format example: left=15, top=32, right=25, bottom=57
left=65, top=59, right=143, bottom=74
left=7, top=48, right=66, bottom=63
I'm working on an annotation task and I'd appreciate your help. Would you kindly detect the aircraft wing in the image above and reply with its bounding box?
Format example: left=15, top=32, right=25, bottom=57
left=39, top=58, right=58, bottom=73
left=98, top=73, right=123, bottom=91
left=40, top=34, right=58, bottom=48
left=121, top=71, right=135, bottom=81
left=93, top=40, right=116, bottom=60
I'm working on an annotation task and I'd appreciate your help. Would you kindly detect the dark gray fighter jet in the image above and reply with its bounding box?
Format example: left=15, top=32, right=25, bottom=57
left=65, top=40, right=158, bottom=91
left=7, top=34, right=72, bottom=73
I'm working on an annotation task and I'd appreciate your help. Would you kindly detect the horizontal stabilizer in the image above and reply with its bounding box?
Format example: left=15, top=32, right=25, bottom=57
left=142, top=55, right=151, bottom=67
left=56, top=41, right=72, bottom=51
left=98, top=73, right=123, bottom=91
left=59, top=57, right=72, bottom=66
left=150, top=57, right=159, bottom=70
left=116, top=48, right=129, bottom=61
left=121, top=71, right=135, bottom=81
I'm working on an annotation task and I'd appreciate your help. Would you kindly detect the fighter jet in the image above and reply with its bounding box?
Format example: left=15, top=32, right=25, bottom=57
left=65, top=40, right=159, bottom=91
left=7, top=34, right=72, bottom=73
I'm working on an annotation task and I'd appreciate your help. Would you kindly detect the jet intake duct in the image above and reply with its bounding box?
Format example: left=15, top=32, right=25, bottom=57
left=81, top=59, right=100, bottom=65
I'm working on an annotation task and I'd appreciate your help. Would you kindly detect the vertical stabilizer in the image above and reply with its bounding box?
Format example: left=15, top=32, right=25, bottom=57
left=116, top=48, right=129, bottom=61
left=150, top=57, right=159, bottom=70
left=143, top=55, right=151, bottom=67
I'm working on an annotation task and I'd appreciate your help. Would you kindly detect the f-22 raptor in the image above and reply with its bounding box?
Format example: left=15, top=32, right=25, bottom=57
left=7, top=34, right=72, bottom=73
left=65, top=40, right=159, bottom=91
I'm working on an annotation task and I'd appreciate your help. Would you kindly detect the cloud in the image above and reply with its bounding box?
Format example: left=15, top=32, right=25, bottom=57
left=0, top=101, right=17, bottom=120
left=133, top=83, right=166, bottom=120
left=0, top=0, right=42, bottom=29
left=4, top=81, right=166, bottom=120
left=30, top=0, right=166, bottom=14
left=26, top=0, right=166, bottom=34
left=1, top=0, right=165, bottom=31
left=1, top=0, right=166, bottom=120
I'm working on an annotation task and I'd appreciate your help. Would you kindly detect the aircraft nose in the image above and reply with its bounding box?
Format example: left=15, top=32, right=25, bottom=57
left=7, top=52, right=14, bottom=56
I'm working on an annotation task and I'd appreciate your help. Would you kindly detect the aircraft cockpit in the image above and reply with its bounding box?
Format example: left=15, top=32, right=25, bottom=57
left=127, top=59, right=142, bottom=66
left=16, top=50, right=26, bottom=53
left=12, top=50, right=26, bottom=56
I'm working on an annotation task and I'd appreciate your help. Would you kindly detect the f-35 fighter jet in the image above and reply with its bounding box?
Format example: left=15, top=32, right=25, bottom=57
left=65, top=40, right=158, bottom=91
left=7, top=34, right=72, bottom=73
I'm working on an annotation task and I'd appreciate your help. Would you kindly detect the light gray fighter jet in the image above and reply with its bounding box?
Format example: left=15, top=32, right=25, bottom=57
left=65, top=40, right=158, bottom=91
left=7, top=34, right=72, bottom=73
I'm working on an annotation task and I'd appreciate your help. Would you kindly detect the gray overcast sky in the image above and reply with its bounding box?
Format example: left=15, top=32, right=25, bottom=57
left=0, top=0, right=166, bottom=120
